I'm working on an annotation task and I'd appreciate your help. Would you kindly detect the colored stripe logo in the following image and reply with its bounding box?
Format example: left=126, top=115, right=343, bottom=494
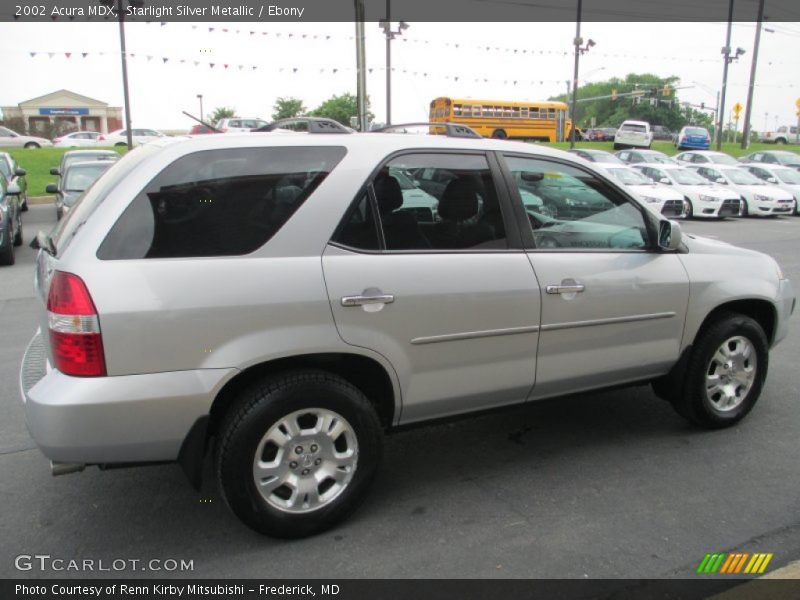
left=697, top=553, right=773, bottom=574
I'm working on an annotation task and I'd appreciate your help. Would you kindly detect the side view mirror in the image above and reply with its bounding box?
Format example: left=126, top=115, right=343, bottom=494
left=7, top=183, right=21, bottom=195
left=45, top=183, right=59, bottom=194
left=767, top=177, right=778, bottom=184
left=50, top=167, right=60, bottom=176
left=15, top=168, right=26, bottom=177
left=659, top=178, right=671, bottom=185
left=658, top=220, right=683, bottom=251
left=716, top=178, right=727, bottom=184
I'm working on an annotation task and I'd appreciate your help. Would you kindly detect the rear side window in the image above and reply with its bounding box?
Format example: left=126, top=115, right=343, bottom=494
left=98, top=146, right=346, bottom=259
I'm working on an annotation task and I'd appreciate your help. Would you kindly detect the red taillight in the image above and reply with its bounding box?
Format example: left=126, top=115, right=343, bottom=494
left=47, top=271, right=106, bottom=377
left=53, top=137, right=62, bottom=143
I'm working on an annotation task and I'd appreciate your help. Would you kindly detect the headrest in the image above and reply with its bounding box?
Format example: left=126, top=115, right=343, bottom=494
left=373, top=173, right=403, bottom=215
left=439, top=177, right=481, bottom=222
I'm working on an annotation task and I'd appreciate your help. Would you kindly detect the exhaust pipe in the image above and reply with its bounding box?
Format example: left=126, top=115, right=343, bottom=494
left=51, top=461, right=86, bottom=476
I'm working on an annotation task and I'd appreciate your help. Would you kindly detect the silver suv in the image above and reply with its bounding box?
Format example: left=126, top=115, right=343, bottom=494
left=20, top=125, right=795, bottom=538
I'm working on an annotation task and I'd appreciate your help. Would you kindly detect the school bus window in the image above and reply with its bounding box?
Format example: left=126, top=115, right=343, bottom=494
left=520, top=107, right=529, bottom=118
left=472, top=106, right=481, bottom=116
left=530, top=108, right=539, bottom=119
left=512, top=107, right=520, bottom=118
left=453, top=105, right=462, bottom=117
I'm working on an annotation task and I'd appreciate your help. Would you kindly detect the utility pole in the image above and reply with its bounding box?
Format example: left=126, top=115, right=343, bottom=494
left=196, top=94, right=204, bottom=122
left=569, top=0, right=582, bottom=149
left=116, top=0, right=133, bottom=150
left=716, top=0, right=735, bottom=151
left=741, top=0, right=765, bottom=149
left=354, top=0, right=368, bottom=131
left=385, top=0, right=391, bottom=126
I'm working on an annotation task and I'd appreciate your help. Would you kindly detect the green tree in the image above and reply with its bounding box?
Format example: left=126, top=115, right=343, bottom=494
left=272, top=97, right=306, bottom=121
left=210, top=106, right=236, bottom=123
left=550, top=73, right=689, bottom=131
left=309, top=93, right=374, bottom=128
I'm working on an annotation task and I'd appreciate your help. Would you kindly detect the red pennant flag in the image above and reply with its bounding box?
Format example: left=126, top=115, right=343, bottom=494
left=65, top=52, right=71, bottom=58
left=208, top=27, right=214, bottom=32
left=224, top=63, right=228, bottom=69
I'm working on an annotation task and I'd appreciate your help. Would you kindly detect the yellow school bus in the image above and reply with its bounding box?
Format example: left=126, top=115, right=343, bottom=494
left=429, top=97, right=574, bottom=142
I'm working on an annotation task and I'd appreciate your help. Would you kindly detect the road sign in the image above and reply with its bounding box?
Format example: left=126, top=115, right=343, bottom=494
left=733, top=102, right=743, bottom=118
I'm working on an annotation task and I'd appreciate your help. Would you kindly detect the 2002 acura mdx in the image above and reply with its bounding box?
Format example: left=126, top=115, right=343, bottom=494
left=19, top=122, right=795, bottom=538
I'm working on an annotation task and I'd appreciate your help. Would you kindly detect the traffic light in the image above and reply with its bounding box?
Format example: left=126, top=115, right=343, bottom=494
left=611, top=89, right=617, bottom=101
left=663, top=85, right=671, bottom=97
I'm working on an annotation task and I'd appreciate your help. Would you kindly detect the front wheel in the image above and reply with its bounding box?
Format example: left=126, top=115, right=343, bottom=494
left=216, top=370, right=383, bottom=538
left=20, top=191, right=28, bottom=212
left=740, top=199, right=749, bottom=217
left=684, top=199, right=694, bottom=219
left=491, top=129, right=507, bottom=139
left=671, top=313, right=768, bottom=429
left=13, top=218, right=22, bottom=247
left=23, top=142, right=40, bottom=149
left=0, top=224, right=15, bottom=266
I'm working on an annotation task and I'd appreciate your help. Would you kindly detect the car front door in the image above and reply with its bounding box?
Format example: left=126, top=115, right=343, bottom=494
left=323, top=152, right=541, bottom=424
left=500, top=153, right=690, bottom=399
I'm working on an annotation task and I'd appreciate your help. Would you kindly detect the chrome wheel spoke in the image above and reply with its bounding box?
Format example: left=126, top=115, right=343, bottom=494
left=705, top=335, right=757, bottom=412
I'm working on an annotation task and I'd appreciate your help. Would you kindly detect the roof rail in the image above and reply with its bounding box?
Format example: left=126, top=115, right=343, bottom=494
left=253, top=117, right=354, bottom=134
left=371, top=122, right=482, bottom=139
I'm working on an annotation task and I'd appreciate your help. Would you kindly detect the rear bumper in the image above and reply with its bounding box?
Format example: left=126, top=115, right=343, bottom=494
left=19, top=332, right=235, bottom=464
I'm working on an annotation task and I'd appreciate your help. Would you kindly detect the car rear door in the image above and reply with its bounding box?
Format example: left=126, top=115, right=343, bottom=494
left=322, top=151, right=541, bottom=424
left=499, top=152, right=690, bottom=399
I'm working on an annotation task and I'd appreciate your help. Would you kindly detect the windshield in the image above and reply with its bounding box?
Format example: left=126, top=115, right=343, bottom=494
left=776, top=169, right=800, bottom=184
left=608, top=168, right=651, bottom=185
left=722, top=169, right=762, bottom=185
left=709, top=154, right=738, bottom=165
left=667, top=168, right=709, bottom=185
left=621, top=123, right=646, bottom=132
left=775, top=152, right=800, bottom=166
left=64, top=164, right=112, bottom=191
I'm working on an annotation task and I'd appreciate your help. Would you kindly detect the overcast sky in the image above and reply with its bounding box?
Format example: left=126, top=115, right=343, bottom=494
left=1, top=20, right=798, bottom=131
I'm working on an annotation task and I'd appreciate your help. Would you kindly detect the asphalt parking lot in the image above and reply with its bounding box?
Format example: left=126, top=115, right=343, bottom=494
left=1, top=205, right=799, bottom=580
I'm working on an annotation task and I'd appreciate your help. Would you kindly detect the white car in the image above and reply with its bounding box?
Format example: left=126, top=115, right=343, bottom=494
left=214, top=117, right=269, bottom=133
left=740, top=163, right=800, bottom=215
left=0, top=125, right=52, bottom=148
left=633, top=164, right=741, bottom=219
left=597, top=163, right=686, bottom=218
left=613, top=120, right=653, bottom=150
left=615, top=149, right=680, bottom=166
left=675, top=151, right=739, bottom=166
left=689, top=165, right=794, bottom=217
left=98, top=128, right=167, bottom=147
left=52, top=131, right=101, bottom=148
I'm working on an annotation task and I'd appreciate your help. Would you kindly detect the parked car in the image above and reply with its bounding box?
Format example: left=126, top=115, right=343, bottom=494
left=633, top=164, right=742, bottom=219
left=613, top=120, right=653, bottom=149
left=52, top=131, right=102, bottom=148
left=20, top=130, right=794, bottom=538
left=688, top=165, right=794, bottom=217
left=740, top=164, right=800, bottom=215
left=49, top=150, right=119, bottom=200
left=0, top=152, right=29, bottom=211
left=675, top=126, right=712, bottom=150
left=652, top=125, right=673, bottom=141
left=675, top=150, right=738, bottom=166
left=47, top=160, right=115, bottom=220
left=597, top=163, right=686, bottom=218
left=615, top=149, right=679, bottom=166
left=759, top=125, right=799, bottom=145
left=581, top=128, right=615, bottom=142
left=98, top=128, right=166, bottom=147
left=0, top=125, right=52, bottom=148
left=189, top=124, right=218, bottom=135
left=738, top=150, right=800, bottom=171
left=0, top=176, right=22, bottom=265
left=215, top=117, right=269, bottom=132
left=568, top=149, right=625, bottom=164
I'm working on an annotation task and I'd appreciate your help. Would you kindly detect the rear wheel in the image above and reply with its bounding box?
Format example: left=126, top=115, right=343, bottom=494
left=13, top=217, right=22, bottom=247
left=23, top=142, right=40, bottom=149
left=216, top=370, right=383, bottom=538
left=0, top=224, right=15, bottom=266
left=669, top=313, right=768, bottom=429
left=491, top=129, right=507, bottom=140
left=20, top=191, right=28, bottom=212
left=740, top=199, right=749, bottom=217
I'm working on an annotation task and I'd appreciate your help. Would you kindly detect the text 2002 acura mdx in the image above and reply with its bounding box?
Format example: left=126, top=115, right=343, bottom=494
left=20, top=125, right=795, bottom=538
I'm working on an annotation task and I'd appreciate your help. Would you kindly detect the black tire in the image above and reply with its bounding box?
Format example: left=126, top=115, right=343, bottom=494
left=670, top=312, right=768, bottom=429
left=114, top=142, right=127, bottom=147
left=776, top=138, right=786, bottom=145
left=0, top=225, right=14, bottom=266
left=13, top=218, right=22, bottom=247
left=23, top=142, right=40, bottom=149
left=685, top=199, right=694, bottom=219
left=613, top=143, right=620, bottom=150
left=20, top=192, right=28, bottom=212
left=216, top=370, right=383, bottom=538
left=740, top=199, right=749, bottom=217
left=491, top=129, right=507, bottom=140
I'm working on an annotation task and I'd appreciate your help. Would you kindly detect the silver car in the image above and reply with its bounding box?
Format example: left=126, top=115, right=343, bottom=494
left=20, top=129, right=795, bottom=538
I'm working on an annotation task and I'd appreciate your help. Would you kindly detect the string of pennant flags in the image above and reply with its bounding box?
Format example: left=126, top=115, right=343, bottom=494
left=21, top=50, right=800, bottom=89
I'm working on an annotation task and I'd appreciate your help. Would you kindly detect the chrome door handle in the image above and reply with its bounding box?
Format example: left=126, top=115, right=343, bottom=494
left=341, top=294, right=395, bottom=307
left=545, top=284, right=585, bottom=295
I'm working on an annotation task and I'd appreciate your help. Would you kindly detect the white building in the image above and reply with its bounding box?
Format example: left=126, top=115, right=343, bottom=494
left=1, top=89, right=123, bottom=134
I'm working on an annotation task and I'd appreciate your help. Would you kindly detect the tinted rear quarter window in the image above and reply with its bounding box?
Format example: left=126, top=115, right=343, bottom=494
left=98, top=146, right=346, bottom=259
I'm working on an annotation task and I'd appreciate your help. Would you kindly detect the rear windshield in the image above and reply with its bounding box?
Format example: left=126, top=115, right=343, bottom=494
left=685, top=128, right=708, bottom=136
left=621, top=124, right=647, bottom=133
left=64, top=163, right=112, bottom=191
left=98, top=146, right=346, bottom=259
left=608, top=168, right=651, bottom=185
left=52, top=146, right=157, bottom=257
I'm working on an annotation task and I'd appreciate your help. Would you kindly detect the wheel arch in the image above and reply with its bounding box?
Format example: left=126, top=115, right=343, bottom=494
left=695, top=299, right=777, bottom=346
